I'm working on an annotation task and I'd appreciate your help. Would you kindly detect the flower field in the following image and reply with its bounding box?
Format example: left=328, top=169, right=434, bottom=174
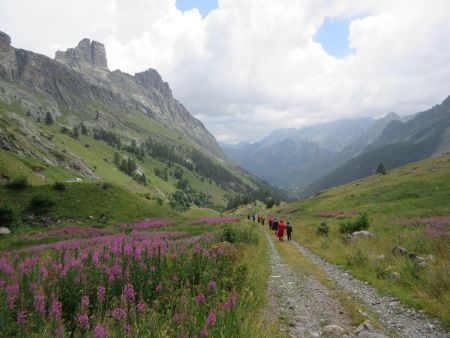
left=190, top=216, right=240, bottom=225
left=0, top=223, right=250, bottom=337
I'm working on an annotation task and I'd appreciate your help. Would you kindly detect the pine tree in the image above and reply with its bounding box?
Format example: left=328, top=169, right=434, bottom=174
left=45, top=112, right=54, bottom=125
left=72, top=126, right=80, bottom=140
left=113, top=152, right=121, bottom=165
left=376, top=162, right=386, bottom=175
left=80, top=122, right=88, bottom=135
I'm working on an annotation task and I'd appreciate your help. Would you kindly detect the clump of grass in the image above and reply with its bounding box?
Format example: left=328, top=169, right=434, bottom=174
left=6, top=176, right=28, bottom=190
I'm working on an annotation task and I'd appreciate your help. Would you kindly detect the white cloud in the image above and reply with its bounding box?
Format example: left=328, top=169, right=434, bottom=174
left=1, top=0, right=450, bottom=143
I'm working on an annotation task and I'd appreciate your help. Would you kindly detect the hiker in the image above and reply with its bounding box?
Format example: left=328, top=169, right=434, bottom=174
left=268, top=215, right=274, bottom=229
left=272, top=218, right=279, bottom=234
left=257, top=214, right=261, bottom=223
left=252, top=214, right=256, bottom=221
left=261, top=215, right=265, bottom=226
left=277, top=219, right=285, bottom=241
left=286, top=221, right=293, bottom=241
left=247, top=214, right=250, bottom=220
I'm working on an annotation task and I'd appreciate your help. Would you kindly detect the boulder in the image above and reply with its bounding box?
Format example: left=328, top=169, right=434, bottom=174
left=376, top=254, right=385, bottom=261
left=352, top=230, right=373, bottom=238
left=0, top=227, right=11, bottom=235
left=321, top=325, right=346, bottom=337
left=389, top=271, right=401, bottom=281
left=392, top=246, right=408, bottom=256
left=355, top=320, right=374, bottom=334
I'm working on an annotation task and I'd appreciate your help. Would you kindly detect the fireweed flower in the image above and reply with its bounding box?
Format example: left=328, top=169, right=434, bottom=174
left=39, top=266, right=49, bottom=279
left=180, top=330, right=187, bottom=338
left=16, top=310, right=27, bottom=324
left=207, top=280, right=216, bottom=290
left=111, top=307, right=126, bottom=320
left=172, top=275, right=178, bottom=283
left=122, top=283, right=135, bottom=302
left=50, top=298, right=62, bottom=320
left=34, top=292, right=46, bottom=315
left=196, top=293, right=205, bottom=304
left=81, top=295, right=90, bottom=309
left=97, top=285, right=106, bottom=303
left=94, top=323, right=107, bottom=338
left=6, top=283, right=19, bottom=309
left=207, top=311, right=216, bottom=326
left=77, top=313, right=89, bottom=329
left=200, top=326, right=208, bottom=337
left=137, top=301, right=145, bottom=314
left=179, top=295, right=187, bottom=305
left=173, top=313, right=181, bottom=323
left=155, top=284, right=163, bottom=293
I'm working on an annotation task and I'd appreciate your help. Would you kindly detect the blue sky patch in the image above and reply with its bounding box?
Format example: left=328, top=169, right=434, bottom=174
left=176, top=0, right=218, bottom=18
left=315, top=17, right=354, bottom=59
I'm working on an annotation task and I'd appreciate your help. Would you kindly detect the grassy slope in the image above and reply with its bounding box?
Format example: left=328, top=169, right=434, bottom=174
left=271, top=153, right=450, bottom=327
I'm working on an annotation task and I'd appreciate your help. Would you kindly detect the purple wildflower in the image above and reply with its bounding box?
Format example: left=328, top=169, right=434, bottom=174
left=94, top=323, right=107, bottom=338
left=16, top=310, right=27, bottom=324
left=207, top=280, right=216, bottom=290
left=179, top=295, right=187, bottom=305
left=97, top=285, right=106, bottom=303
left=207, top=311, right=216, bottom=326
left=81, top=295, right=90, bottom=309
left=196, top=293, right=205, bottom=304
left=49, top=298, right=62, bottom=320
left=155, top=284, right=163, bottom=293
left=200, top=326, right=209, bottom=337
left=34, top=292, right=46, bottom=316
left=137, top=302, right=145, bottom=314
left=122, top=283, right=135, bottom=302
left=77, top=313, right=89, bottom=329
left=111, top=307, right=126, bottom=320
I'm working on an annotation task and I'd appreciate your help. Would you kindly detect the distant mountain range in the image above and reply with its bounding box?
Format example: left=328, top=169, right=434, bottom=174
left=222, top=96, right=450, bottom=197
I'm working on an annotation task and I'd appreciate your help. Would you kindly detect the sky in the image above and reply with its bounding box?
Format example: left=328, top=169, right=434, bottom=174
left=1, top=0, right=450, bottom=144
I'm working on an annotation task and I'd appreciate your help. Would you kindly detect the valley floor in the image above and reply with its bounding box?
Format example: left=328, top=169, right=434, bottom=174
left=261, top=224, right=450, bottom=338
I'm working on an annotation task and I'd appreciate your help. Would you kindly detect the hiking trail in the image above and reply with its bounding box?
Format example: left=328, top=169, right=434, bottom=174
left=264, top=229, right=450, bottom=338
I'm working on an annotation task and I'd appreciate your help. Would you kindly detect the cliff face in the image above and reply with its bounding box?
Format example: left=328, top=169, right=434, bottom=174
left=0, top=31, right=224, bottom=160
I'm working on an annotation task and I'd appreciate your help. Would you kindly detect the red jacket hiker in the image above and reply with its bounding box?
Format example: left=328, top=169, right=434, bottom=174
left=268, top=216, right=274, bottom=227
left=277, top=220, right=285, bottom=240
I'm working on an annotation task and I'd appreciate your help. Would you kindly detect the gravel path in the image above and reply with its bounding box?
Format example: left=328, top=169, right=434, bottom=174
left=290, top=240, right=450, bottom=338
left=265, top=231, right=353, bottom=337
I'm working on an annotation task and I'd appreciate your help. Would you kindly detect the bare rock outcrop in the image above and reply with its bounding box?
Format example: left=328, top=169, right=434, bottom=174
left=55, top=38, right=108, bottom=70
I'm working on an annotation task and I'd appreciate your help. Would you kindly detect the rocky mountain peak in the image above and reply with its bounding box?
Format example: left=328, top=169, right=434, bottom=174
left=0, top=31, right=11, bottom=53
left=55, top=38, right=108, bottom=70
left=135, top=69, right=172, bottom=97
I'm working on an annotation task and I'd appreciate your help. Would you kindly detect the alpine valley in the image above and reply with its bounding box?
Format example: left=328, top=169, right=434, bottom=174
left=0, top=30, right=278, bottom=214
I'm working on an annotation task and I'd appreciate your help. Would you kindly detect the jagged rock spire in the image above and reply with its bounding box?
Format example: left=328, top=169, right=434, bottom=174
left=55, top=38, right=108, bottom=70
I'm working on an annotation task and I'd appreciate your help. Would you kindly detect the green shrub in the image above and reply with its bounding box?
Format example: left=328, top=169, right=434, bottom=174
left=53, top=182, right=66, bottom=191
left=220, top=227, right=259, bottom=245
left=340, top=211, right=370, bottom=233
left=317, top=222, right=329, bottom=235
left=28, top=194, right=54, bottom=215
left=0, top=204, right=14, bottom=226
left=6, top=176, right=28, bottom=190
left=346, top=249, right=368, bottom=267
left=221, top=227, right=237, bottom=243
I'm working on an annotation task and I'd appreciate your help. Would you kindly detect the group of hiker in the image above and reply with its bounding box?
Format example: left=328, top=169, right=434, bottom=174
left=247, top=213, right=293, bottom=241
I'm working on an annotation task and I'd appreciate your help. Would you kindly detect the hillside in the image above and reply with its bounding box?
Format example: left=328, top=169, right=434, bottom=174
left=272, top=152, right=450, bottom=326
left=0, top=31, right=277, bottom=211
